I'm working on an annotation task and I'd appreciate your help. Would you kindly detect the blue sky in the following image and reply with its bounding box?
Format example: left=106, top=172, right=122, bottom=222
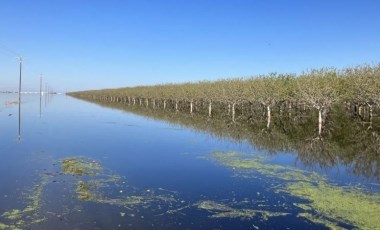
left=0, top=0, right=379, bottom=92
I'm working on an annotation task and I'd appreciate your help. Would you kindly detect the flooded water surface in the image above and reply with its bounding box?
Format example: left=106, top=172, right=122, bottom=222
left=0, top=94, right=379, bottom=229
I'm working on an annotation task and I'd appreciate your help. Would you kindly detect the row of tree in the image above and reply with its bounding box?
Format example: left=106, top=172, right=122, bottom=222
left=69, top=64, right=380, bottom=135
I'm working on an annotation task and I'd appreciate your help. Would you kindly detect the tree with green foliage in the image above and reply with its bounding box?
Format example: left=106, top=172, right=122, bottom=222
left=295, top=68, right=343, bottom=136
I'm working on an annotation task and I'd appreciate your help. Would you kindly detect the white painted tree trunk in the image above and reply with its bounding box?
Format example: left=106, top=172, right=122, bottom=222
left=146, top=98, right=149, bottom=107
left=228, top=103, right=231, bottom=114
left=318, top=109, right=323, bottom=135
left=139, top=98, right=142, bottom=106
left=163, top=100, right=166, bottom=110
left=267, top=106, right=271, bottom=129
left=208, top=101, right=212, bottom=117
left=232, top=103, right=236, bottom=122
left=190, top=100, right=193, bottom=114
left=175, top=100, right=179, bottom=112
left=153, top=99, right=155, bottom=109
left=359, top=105, right=363, bottom=117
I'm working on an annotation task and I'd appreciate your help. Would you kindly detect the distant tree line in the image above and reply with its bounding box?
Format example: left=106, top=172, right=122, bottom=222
left=69, top=64, right=380, bottom=136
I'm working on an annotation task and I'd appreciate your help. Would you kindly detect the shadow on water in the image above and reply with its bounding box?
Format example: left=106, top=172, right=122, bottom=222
left=78, top=98, right=380, bottom=182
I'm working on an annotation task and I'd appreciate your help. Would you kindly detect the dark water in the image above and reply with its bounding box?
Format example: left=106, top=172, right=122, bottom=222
left=0, top=94, right=379, bottom=229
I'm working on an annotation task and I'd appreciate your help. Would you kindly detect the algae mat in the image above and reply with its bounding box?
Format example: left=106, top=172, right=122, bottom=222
left=196, top=200, right=289, bottom=220
left=2, top=153, right=378, bottom=229
left=0, top=155, right=316, bottom=229
left=0, top=175, right=48, bottom=230
left=0, top=157, right=182, bottom=229
left=211, top=151, right=380, bottom=229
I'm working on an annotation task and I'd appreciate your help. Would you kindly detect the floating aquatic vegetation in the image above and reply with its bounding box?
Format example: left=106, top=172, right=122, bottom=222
left=61, top=157, right=101, bottom=176
left=285, top=181, right=380, bottom=229
left=76, top=181, right=99, bottom=201
left=77, top=186, right=179, bottom=209
left=1, top=156, right=184, bottom=229
left=211, top=151, right=321, bottom=183
left=197, top=200, right=255, bottom=219
left=211, top=151, right=380, bottom=229
left=0, top=222, right=14, bottom=230
left=0, top=174, right=49, bottom=229
left=61, top=157, right=182, bottom=213
left=196, top=200, right=289, bottom=220
left=2, top=209, right=21, bottom=220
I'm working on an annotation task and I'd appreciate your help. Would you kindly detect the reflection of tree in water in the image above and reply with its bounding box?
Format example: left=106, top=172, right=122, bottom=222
left=295, top=138, right=339, bottom=169
left=82, top=98, right=380, bottom=180
left=337, top=132, right=379, bottom=180
left=347, top=133, right=380, bottom=180
left=322, top=105, right=379, bottom=179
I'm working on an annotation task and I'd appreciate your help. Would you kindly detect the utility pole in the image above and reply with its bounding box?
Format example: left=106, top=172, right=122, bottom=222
left=40, top=74, right=43, bottom=119
left=18, top=56, right=23, bottom=140
left=18, top=56, right=23, bottom=100
left=40, top=74, right=43, bottom=95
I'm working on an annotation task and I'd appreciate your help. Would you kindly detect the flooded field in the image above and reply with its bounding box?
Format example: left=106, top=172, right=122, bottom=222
left=0, top=94, right=379, bottom=229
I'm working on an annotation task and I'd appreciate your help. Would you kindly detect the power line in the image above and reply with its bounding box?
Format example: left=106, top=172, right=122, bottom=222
left=0, top=44, right=50, bottom=92
left=0, top=43, right=20, bottom=57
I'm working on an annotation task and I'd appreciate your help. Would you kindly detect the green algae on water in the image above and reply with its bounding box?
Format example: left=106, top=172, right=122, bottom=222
left=210, top=151, right=380, bottom=229
left=76, top=181, right=100, bottom=201
left=62, top=157, right=102, bottom=176
left=211, top=151, right=319, bottom=183
left=196, top=200, right=289, bottom=220
left=75, top=180, right=148, bottom=207
left=197, top=200, right=256, bottom=219
left=2, top=156, right=184, bottom=229
left=0, top=174, right=49, bottom=230
left=1, top=209, right=21, bottom=220
left=62, top=157, right=183, bottom=213
left=0, top=222, right=21, bottom=230
left=285, top=181, right=380, bottom=229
